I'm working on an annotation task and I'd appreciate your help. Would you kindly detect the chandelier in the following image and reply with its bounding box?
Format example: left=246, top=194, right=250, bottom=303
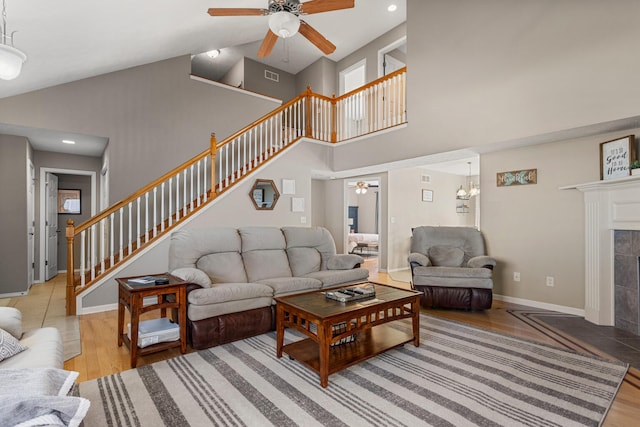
left=456, top=162, right=480, bottom=199
left=0, top=0, right=26, bottom=80
left=355, top=181, right=369, bottom=194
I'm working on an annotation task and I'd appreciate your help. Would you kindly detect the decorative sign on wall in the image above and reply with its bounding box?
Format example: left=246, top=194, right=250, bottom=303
left=600, top=135, right=635, bottom=180
left=421, top=189, right=433, bottom=202
left=496, top=169, right=537, bottom=187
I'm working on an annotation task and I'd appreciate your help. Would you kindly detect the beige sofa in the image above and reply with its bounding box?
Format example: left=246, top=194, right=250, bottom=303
left=169, top=226, right=369, bottom=349
left=0, top=307, right=63, bottom=369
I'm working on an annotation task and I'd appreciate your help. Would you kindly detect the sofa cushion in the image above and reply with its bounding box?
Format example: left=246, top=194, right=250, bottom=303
left=428, top=245, right=465, bottom=267
left=242, top=250, right=292, bottom=282
left=169, top=227, right=242, bottom=270
left=257, top=277, right=322, bottom=296
left=0, top=307, right=23, bottom=339
left=187, top=283, right=273, bottom=321
left=239, top=226, right=287, bottom=252
left=286, top=247, right=321, bottom=276
left=0, top=327, right=63, bottom=369
left=188, top=282, right=273, bottom=306
left=197, top=252, right=248, bottom=283
left=282, top=226, right=337, bottom=270
left=305, top=268, right=370, bottom=288
left=0, top=328, right=27, bottom=362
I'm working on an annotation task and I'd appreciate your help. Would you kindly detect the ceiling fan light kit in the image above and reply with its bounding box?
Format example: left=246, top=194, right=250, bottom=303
left=268, top=11, right=300, bottom=38
left=0, top=0, right=26, bottom=81
left=208, top=0, right=355, bottom=58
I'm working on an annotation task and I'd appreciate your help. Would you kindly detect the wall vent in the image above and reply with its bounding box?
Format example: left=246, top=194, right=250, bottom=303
left=421, top=174, right=431, bottom=184
left=264, top=70, right=279, bottom=82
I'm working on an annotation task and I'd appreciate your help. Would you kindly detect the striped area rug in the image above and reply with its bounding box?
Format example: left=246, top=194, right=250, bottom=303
left=76, top=314, right=628, bottom=426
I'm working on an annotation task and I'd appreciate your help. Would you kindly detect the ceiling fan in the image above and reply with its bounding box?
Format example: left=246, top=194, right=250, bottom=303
left=207, top=0, right=355, bottom=58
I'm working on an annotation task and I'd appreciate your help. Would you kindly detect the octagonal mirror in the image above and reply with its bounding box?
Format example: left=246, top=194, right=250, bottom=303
left=249, top=179, right=280, bottom=210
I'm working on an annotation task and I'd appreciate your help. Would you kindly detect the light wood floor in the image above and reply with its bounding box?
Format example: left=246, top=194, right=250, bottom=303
left=60, top=260, right=640, bottom=425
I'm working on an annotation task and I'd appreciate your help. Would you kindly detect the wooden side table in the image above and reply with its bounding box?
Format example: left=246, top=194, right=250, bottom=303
left=116, top=273, right=188, bottom=368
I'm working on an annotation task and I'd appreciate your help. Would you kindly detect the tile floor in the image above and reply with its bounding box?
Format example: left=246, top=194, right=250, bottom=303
left=0, top=274, right=81, bottom=361
left=535, top=313, right=640, bottom=370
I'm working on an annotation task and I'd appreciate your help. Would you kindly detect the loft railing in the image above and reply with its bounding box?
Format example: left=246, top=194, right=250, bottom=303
left=65, top=67, right=407, bottom=315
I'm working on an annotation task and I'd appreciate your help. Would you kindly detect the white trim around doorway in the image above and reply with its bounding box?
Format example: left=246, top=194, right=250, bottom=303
left=38, top=167, right=97, bottom=282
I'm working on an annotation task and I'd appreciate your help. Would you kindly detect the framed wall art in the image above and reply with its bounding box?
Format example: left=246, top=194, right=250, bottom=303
left=496, top=169, right=537, bottom=187
left=422, top=189, right=433, bottom=202
left=58, top=189, right=81, bottom=214
left=600, top=135, right=635, bottom=180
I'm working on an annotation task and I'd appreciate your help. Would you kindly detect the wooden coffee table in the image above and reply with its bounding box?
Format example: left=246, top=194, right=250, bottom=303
left=275, top=282, right=421, bottom=387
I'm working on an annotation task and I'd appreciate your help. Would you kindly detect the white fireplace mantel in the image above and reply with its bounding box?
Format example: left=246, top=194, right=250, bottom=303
left=561, top=174, right=640, bottom=326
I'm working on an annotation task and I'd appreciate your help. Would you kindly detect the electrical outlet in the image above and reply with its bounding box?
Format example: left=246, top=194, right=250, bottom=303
left=513, top=272, right=520, bottom=282
left=300, top=216, right=307, bottom=224
left=546, top=276, right=554, bottom=287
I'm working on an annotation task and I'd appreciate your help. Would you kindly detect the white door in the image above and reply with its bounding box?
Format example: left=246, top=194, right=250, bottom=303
left=27, top=161, right=35, bottom=287
left=45, top=172, right=58, bottom=280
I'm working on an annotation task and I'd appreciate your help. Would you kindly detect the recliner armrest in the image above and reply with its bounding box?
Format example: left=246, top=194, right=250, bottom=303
left=408, top=252, right=430, bottom=267
left=327, top=254, right=365, bottom=270
left=467, top=255, right=496, bottom=270
left=171, top=267, right=212, bottom=288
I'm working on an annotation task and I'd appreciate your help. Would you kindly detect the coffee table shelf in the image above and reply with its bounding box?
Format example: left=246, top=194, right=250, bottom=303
left=281, top=324, right=413, bottom=375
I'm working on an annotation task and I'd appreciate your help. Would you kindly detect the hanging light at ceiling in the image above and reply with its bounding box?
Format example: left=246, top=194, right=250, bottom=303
left=206, top=49, right=220, bottom=59
left=355, top=181, right=369, bottom=194
left=268, top=11, right=300, bottom=38
left=0, top=0, right=26, bottom=81
left=456, top=162, right=480, bottom=199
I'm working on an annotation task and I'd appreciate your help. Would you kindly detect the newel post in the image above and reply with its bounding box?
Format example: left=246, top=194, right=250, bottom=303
left=210, top=133, right=217, bottom=198
left=305, top=85, right=312, bottom=137
left=331, top=93, right=337, bottom=143
left=65, top=220, right=76, bottom=316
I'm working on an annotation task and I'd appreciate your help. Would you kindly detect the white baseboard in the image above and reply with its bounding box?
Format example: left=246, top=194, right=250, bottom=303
left=494, top=294, right=585, bottom=317
left=0, top=291, right=28, bottom=298
left=80, top=303, right=118, bottom=315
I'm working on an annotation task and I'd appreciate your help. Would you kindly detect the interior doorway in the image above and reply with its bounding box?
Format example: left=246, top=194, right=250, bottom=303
left=345, top=178, right=381, bottom=276
left=39, top=167, right=97, bottom=282
left=378, top=36, right=407, bottom=78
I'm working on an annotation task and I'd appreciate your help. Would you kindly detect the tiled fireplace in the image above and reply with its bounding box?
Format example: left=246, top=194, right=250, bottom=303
left=614, top=230, right=640, bottom=334
left=565, top=174, right=640, bottom=327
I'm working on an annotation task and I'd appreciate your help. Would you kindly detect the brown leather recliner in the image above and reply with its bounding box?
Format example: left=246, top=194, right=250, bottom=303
left=408, top=226, right=495, bottom=310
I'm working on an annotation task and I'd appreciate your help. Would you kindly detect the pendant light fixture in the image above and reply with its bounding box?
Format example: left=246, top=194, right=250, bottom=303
left=456, top=162, right=480, bottom=199
left=0, top=0, right=26, bottom=81
left=355, top=181, right=369, bottom=194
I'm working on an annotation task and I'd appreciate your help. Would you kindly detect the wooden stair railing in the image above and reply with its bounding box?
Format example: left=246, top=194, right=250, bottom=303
left=66, top=68, right=407, bottom=315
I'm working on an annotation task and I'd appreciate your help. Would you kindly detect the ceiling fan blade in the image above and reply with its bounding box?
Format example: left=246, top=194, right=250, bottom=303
left=298, top=21, right=336, bottom=55
left=300, top=0, right=355, bottom=15
left=207, top=8, right=268, bottom=17
left=257, top=30, right=279, bottom=58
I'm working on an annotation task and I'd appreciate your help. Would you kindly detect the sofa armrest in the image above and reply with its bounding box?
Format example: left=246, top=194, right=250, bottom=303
left=467, top=255, right=496, bottom=270
left=171, top=267, right=212, bottom=288
left=0, top=307, right=23, bottom=339
left=408, top=252, right=430, bottom=267
left=327, top=254, right=365, bottom=270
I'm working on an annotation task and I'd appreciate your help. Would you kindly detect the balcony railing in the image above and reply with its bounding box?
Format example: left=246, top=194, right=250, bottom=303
left=65, top=67, right=407, bottom=314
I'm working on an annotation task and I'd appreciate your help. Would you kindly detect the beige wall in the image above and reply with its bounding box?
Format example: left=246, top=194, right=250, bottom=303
left=482, top=130, right=640, bottom=308
left=0, top=56, right=280, bottom=203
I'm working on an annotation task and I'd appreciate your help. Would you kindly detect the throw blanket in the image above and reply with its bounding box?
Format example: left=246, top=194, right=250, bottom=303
left=0, top=368, right=89, bottom=427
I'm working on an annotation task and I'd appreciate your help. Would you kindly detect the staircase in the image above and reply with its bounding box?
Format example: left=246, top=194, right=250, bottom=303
left=65, top=67, right=407, bottom=315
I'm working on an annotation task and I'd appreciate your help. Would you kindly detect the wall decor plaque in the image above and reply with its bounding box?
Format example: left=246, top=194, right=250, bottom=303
left=497, top=169, right=537, bottom=187
left=600, top=135, right=635, bottom=180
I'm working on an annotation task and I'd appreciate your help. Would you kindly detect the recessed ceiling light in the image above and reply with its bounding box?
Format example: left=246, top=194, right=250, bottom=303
left=62, top=139, right=76, bottom=144
left=206, top=49, right=220, bottom=59
left=387, top=4, right=397, bottom=12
